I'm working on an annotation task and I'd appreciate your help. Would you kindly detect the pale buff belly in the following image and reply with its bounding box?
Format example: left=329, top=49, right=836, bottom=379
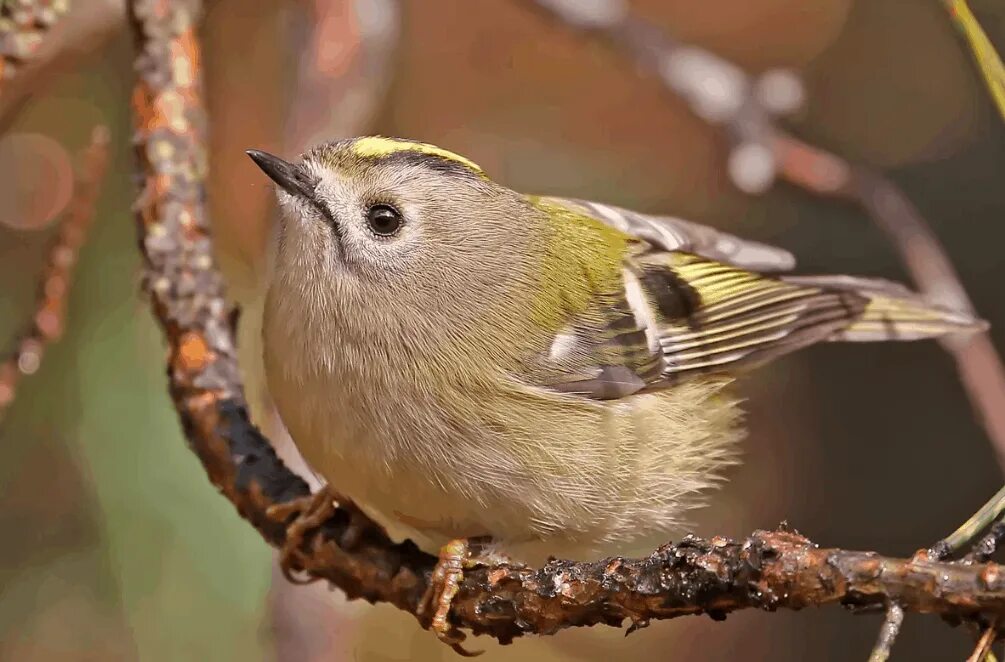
left=267, top=370, right=532, bottom=554
left=267, top=363, right=744, bottom=564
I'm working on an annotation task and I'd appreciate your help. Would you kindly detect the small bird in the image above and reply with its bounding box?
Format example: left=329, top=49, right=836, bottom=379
left=248, top=137, right=985, bottom=648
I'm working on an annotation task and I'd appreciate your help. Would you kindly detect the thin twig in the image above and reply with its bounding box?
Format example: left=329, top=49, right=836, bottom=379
left=942, top=0, right=1005, bottom=122
left=966, top=522, right=1005, bottom=565
left=0, top=0, right=69, bottom=90
left=0, top=125, right=109, bottom=426
left=929, top=485, right=1005, bottom=561
left=868, top=603, right=905, bottom=662
left=774, top=136, right=1005, bottom=474
left=526, top=0, right=803, bottom=194
left=968, top=622, right=999, bottom=662
left=522, top=0, right=1005, bottom=476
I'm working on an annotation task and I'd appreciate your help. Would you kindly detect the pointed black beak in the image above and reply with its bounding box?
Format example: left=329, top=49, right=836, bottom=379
left=246, top=149, right=317, bottom=199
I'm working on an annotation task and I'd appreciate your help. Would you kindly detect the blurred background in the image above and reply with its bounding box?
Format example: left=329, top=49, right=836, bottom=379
left=1, top=0, right=1004, bottom=660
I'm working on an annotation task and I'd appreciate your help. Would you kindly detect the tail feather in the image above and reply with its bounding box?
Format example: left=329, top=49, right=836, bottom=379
left=783, top=275, right=987, bottom=342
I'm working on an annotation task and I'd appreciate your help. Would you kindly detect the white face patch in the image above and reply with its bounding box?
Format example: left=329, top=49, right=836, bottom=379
left=297, top=159, right=426, bottom=275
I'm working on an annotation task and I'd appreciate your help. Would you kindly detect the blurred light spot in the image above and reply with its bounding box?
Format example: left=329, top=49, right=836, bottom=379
left=35, top=297, right=64, bottom=339
left=756, top=68, right=804, bottom=115
left=729, top=141, right=777, bottom=193
left=17, top=339, right=43, bottom=375
left=662, top=47, right=747, bottom=123
left=313, top=0, right=359, bottom=76
left=0, top=133, right=74, bottom=231
left=534, top=0, right=627, bottom=29
left=642, top=0, right=854, bottom=68
left=355, top=0, right=398, bottom=38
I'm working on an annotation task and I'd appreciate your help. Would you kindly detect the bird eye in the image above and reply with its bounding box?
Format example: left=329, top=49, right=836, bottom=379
left=366, top=204, right=403, bottom=237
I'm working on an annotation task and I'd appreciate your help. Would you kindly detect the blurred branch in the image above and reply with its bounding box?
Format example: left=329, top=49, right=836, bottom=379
left=0, top=126, right=108, bottom=426
left=0, top=0, right=69, bottom=89
left=943, top=0, right=1005, bottom=122
left=526, top=0, right=803, bottom=195
left=774, top=137, right=1005, bottom=473
left=284, top=0, right=399, bottom=151
left=0, top=0, right=122, bottom=130
left=520, top=1, right=1005, bottom=655
left=268, top=0, right=400, bottom=656
left=522, top=0, right=1005, bottom=474
left=126, top=0, right=1005, bottom=649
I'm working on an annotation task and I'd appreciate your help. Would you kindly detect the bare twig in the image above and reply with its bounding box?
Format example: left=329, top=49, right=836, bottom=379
left=284, top=0, right=399, bottom=150
left=0, top=0, right=69, bottom=89
left=774, top=136, right=1005, bottom=474
left=930, top=485, right=1005, bottom=561
left=968, top=622, right=999, bottom=662
left=868, top=603, right=905, bottom=662
left=0, top=126, right=109, bottom=426
left=526, top=0, right=803, bottom=195
left=943, top=0, right=1005, bottom=122
left=520, top=1, right=1005, bottom=474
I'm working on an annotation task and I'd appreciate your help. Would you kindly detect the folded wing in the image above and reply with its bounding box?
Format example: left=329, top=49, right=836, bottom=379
left=529, top=197, right=985, bottom=399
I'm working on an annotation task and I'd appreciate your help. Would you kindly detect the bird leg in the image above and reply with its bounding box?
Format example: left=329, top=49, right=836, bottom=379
left=418, top=537, right=499, bottom=657
left=266, top=487, right=338, bottom=584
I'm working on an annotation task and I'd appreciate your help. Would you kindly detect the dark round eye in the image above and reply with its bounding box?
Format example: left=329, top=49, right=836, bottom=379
left=366, top=204, right=403, bottom=236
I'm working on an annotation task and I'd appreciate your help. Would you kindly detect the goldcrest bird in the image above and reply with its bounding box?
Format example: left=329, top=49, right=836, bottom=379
left=248, top=136, right=984, bottom=643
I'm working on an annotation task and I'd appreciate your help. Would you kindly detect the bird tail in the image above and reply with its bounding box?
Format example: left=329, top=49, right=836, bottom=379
left=782, top=275, right=987, bottom=342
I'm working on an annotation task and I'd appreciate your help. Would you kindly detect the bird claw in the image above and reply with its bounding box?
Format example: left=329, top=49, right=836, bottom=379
left=418, top=538, right=485, bottom=657
left=266, top=488, right=338, bottom=584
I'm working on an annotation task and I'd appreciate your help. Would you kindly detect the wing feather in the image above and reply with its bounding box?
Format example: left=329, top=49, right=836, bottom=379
left=528, top=199, right=986, bottom=400
left=538, top=195, right=796, bottom=272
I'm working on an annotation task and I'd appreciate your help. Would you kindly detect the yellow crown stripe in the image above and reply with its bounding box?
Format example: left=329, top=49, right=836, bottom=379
left=351, top=136, right=484, bottom=175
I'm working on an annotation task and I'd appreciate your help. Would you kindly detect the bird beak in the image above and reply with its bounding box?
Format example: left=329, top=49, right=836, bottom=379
left=246, top=149, right=317, bottom=199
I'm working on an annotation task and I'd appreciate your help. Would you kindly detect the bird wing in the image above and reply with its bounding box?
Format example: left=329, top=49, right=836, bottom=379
left=530, top=198, right=984, bottom=400
left=537, top=196, right=796, bottom=272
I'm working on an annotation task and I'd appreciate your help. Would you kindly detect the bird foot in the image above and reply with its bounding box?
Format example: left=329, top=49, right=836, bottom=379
left=266, top=488, right=338, bottom=584
left=418, top=537, right=492, bottom=657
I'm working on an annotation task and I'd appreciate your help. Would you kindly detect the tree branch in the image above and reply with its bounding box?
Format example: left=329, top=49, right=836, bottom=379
left=124, top=0, right=1005, bottom=649
left=521, top=3, right=1005, bottom=656
left=0, top=0, right=123, bottom=131
left=868, top=603, right=904, bottom=662
left=0, top=0, right=69, bottom=89
left=0, top=126, right=109, bottom=425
